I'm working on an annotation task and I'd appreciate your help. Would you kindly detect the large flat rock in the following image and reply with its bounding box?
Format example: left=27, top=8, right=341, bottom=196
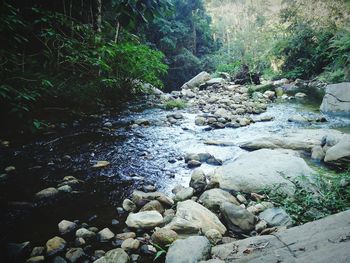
left=213, top=149, right=315, bottom=194
left=211, top=209, right=350, bottom=262
left=320, top=82, right=350, bottom=113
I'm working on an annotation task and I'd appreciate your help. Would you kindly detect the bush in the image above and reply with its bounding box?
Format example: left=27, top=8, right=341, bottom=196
left=164, top=99, right=187, bottom=110
left=263, top=171, right=350, bottom=225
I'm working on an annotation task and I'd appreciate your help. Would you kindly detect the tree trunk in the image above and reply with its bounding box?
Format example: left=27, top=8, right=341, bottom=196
left=114, top=21, right=120, bottom=43
left=97, top=0, right=102, bottom=33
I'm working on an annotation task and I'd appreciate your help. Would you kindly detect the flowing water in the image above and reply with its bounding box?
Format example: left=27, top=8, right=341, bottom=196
left=0, top=93, right=349, bottom=249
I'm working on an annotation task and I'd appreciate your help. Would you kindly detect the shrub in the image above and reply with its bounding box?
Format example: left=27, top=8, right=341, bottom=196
left=164, top=99, right=187, bottom=110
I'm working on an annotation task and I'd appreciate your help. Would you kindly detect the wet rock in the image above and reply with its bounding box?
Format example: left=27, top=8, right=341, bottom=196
left=116, top=232, right=136, bottom=240
left=199, top=189, right=240, bottom=213
left=98, top=228, right=115, bottom=242
left=263, top=90, right=275, bottom=99
left=35, top=187, right=59, bottom=201
left=58, top=220, right=77, bottom=235
left=195, top=116, right=206, bottom=126
left=126, top=211, right=163, bottom=229
left=122, top=199, right=137, bottom=212
left=174, top=187, right=194, bottom=202
left=46, top=236, right=66, bottom=256
left=165, top=236, right=211, bottom=263
left=26, top=256, right=45, bottom=263
left=213, top=149, right=315, bottom=195
left=205, top=229, right=222, bottom=245
left=89, top=226, right=99, bottom=232
left=320, top=82, right=350, bottom=113
left=295, top=92, right=307, bottom=98
left=151, top=228, right=178, bottom=247
left=311, top=146, right=325, bottom=161
left=7, top=241, right=31, bottom=262
left=121, top=238, right=140, bottom=251
left=189, top=169, right=207, bottom=194
left=259, top=208, right=293, bottom=227
left=187, top=160, right=202, bottom=168
left=94, top=248, right=129, bottom=263
left=140, top=200, right=165, bottom=214
left=134, top=119, right=150, bottom=125
left=5, top=166, right=16, bottom=172
left=65, top=248, right=85, bottom=263
left=75, top=228, right=96, bottom=241
left=173, top=200, right=226, bottom=234
left=220, top=202, right=256, bottom=233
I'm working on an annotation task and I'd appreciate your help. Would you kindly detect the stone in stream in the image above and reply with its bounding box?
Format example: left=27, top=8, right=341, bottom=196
left=213, top=149, right=315, bottom=195
left=35, top=187, right=59, bottom=201
left=187, top=160, right=202, bottom=168
left=195, top=116, right=207, bottom=126
left=75, top=228, right=96, bottom=241
left=199, top=189, right=240, bottom=213
left=97, top=228, right=115, bottom=242
left=65, top=248, right=86, bottom=263
left=26, top=256, right=45, bottom=263
left=94, top=248, right=129, bottom=263
left=311, top=145, right=325, bottom=160
left=259, top=208, right=293, bottom=227
left=174, top=187, right=194, bottom=202
left=320, top=82, right=350, bottom=113
left=151, top=228, right=178, bottom=247
left=121, top=238, right=140, bottom=251
left=122, top=199, right=137, bottom=212
left=165, top=236, right=211, bottom=263
left=189, top=169, right=207, bottom=194
left=324, top=139, right=350, bottom=170
left=46, top=236, right=67, bottom=256
left=168, top=200, right=226, bottom=235
left=220, top=202, right=256, bottom=234
left=140, top=200, right=165, bottom=214
left=58, top=220, right=77, bottom=235
left=131, top=190, right=174, bottom=207
left=125, top=211, right=163, bottom=229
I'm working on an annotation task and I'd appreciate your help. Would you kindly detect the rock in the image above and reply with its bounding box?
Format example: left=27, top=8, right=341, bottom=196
left=134, top=119, right=150, bottom=125
left=173, top=200, right=226, bottom=234
left=95, top=248, right=129, bottom=263
left=75, top=228, right=96, bottom=241
left=163, top=217, right=200, bottom=235
left=259, top=208, right=293, bottom=227
left=295, top=92, right=307, bottom=98
left=151, top=228, right=178, bottom=247
left=94, top=250, right=105, bottom=259
left=172, top=185, right=185, bottom=194
left=199, top=260, right=225, bottom=263
left=46, top=236, right=66, bottom=256
left=174, top=187, right=194, bottom=202
left=5, top=166, right=16, bottom=172
left=213, top=149, right=315, bottom=195
left=130, top=254, right=140, bottom=262
left=7, top=241, right=31, bottom=262
left=116, top=232, right=136, bottom=240
left=320, top=82, right=350, bottom=113
left=140, top=245, right=157, bottom=255
left=143, top=185, right=156, bottom=192
left=205, top=78, right=225, bottom=86
left=165, top=236, right=211, bottom=263
left=26, top=256, right=45, bottom=263
left=195, top=116, right=206, bottom=126
left=189, top=169, right=207, bottom=194
left=247, top=202, right=274, bottom=215
left=263, top=90, right=275, bottom=99
left=53, top=256, right=67, bottom=263
left=205, top=229, right=222, bottom=245
left=288, top=114, right=309, bottom=123
left=57, top=185, right=72, bottom=193
left=122, top=199, right=137, bottom=212
left=75, top=237, right=85, bottom=247
left=121, top=238, right=140, bottom=251
left=58, top=220, right=77, bottom=235
left=220, top=202, right=256, bottom=233
left=92, top=161, right=110, bottom=168
left=125, top=211, right=163, bottom=229
left=181, top=89, right=196, bottom=98
left=324, top=139, right=350, bottom=169
left=255, top=220, right=268, bottom=233
left=132, top=191, right=174, bottom=207
left=181, top=71, right=211, bottom=89
left=65, top=248, right=85, bottom=263
left=236, top=194, right=247, bottom=205
left=35, top=187, right=59, bottom=201
left=104, top=122, right=113, bottom=127
left=140, top=200, right=165, bottom=214
left=311, top=146, right=325, bottom=161
left=30, top=247, right=44, bottom=257
left=187, top=160, right=202, bottom=168
left=97, top=228, right=115, bottom=242
left=199, top=189, right=240, bottom=213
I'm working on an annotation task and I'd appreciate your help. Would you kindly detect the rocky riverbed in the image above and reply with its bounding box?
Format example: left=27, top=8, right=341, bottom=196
left=1, top=75, right=350, bottom=263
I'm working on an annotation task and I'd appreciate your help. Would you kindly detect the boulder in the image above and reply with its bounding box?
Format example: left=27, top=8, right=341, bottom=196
left=165, top=236, right=211, bottom=263
left=213, top=149, right=315, bottom=195
left=172, top=200, right=226, bottom=234
left=259, top=208, right=293, bottom=227
left=122, top=199, right=137, bottom=212
left=151, top=228, right=178, bottom=247
left=140, top=200, right=165, bottom=214
left=125, top=211, right=163, bottom=229
left=320, top=82, right=350, bottom=113
left=324, top=139, right=350, bottom=170
left=181, top=72, right=211, bottom=89
left=190, top=169, right=207, bottom=194
left=97, top=228, right=115, bottom=242
left=46, top=236, right=66, bottom=256
left=220, top=202, right=256, bottom=233
left=174, top=187, right=194, bottom=202
left=163, top=217, right=200, bottom=236
left=58, top=220, right=77, bottom=235
left=199, top=189, right=240, bottom=213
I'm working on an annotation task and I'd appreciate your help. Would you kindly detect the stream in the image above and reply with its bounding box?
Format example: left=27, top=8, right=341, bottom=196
left=1, top=90, right=350, bottom=254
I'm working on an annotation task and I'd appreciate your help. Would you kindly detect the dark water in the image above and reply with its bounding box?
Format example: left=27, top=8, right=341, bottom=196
left=0, top=94, right=349, bottom=257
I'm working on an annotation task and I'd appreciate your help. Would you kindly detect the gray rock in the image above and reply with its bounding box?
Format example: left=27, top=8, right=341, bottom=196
left=187, top=160, right=202, bottom=168
left=324, top=139, right=350, bottom=169
left=205, top=229, right=222, bottom=245
left=199, top=260, right=225, bottom=263
left=174, top=187, right=194, bottom=202
left=75, top=228, right=96, bottom=241
left=190, top=169, right=207, bottom=194
left=140, top=200, right=165, bottom=214
left=94, top=248, right=130, bottom=263
left=288, top=114, right=309, bottom=123
left=122, top=199, right=137, bottom=212
left=116, top=232, right=136, bottom=240
left=220, top=202, right=256, bottom=233
left=125, top=211, right=163, bottom=229
left=259, top=208, right=293, bottom=227
left=181, top=72, right=211, bottom=89
left=97, top=228, right=115, bottom=242
left=151, top=228, right=178, bottom=247
left=35, top=187, right=59, bottom=201
left=26, top=256, right=45, bottom=263
left=195, top=116, right=207, bottom=126
left=65, top=248, right=85, bottom=263
left=121, top=238, right=140, bottom=251
left=46, top=236, right=66, bottom=256
left=206, top=78, right=225, bottom=86
left=165, top=236, right=211, bottom=263
left=132, top=191, right=174, bottom=207
left=53, top=256, right=67, bottom=263
left=163, top=217, right=200, bottom=236
left=213, top=149, right=315, bottom=195
left=58, top=220, right=77, bottom=235
left=255, top=220, right=268, bottom=232
left=311, top=146, right=325, bottom=160
left=30, top=247, right=44, bottom=257
left=199, top=189, right=240, bottom=213
left=320, top=82, right=350, bottom=113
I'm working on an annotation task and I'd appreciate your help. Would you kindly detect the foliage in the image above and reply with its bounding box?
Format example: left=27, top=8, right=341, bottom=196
left=216, top=61, right=242, bottom=75
left=152, top=243, right=167, bottom=262
left=264, top=171, right=350, bottom=225
left=164, top=99, right=187, bottom=110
